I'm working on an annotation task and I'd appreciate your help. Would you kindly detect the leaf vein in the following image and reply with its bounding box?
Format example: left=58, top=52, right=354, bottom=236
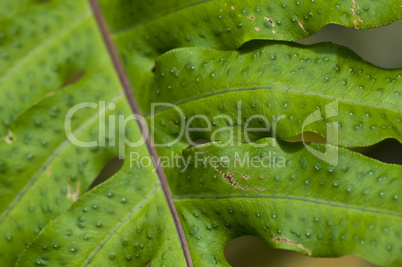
left=145, top=86, right=401, bottom=117
left=173, top=194, right=402, bottom=217
left=0, top=9, right=91, bottom=85
left=83, top=183, right=161, bottom=266
left=112, top=0, right=214, bottom=35
left=0, top=93, right=123, bottom=224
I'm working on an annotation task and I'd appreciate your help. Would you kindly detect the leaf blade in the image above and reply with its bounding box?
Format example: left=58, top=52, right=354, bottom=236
left=172, top=138, right=402, bottom=266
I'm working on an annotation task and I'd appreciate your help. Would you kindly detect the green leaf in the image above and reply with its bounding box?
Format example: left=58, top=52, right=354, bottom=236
left=16, top=139, right=402, bottom=266
left=172, top=139, right=402, bottom=266
left=0, top=1, right=92, bottom=137
left=1, top=0, right=401, bottom=266
left=101, top=0, right=402, bottom=99
left=146, top=41, right=401, bottom=152
left=16, top=142, right=185, bottom=267
left=0, top=1, right=180, bottom=265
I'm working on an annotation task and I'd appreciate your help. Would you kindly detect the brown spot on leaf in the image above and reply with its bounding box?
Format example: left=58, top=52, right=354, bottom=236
left=264, top=17, right=275, bottom=26
left=273, top=237, right=312, bottom=256
left=297, top=19, right=309, bottom=33
left=67, top=182, right=81, bottom=202
left=352, top=0, right=359, bottom=10
left=225, top=172, right=236, bottom=186
left=213, top=166, right=263, bottom=191
left=352, top=20, right=360, bottom=29
left=214, top=165, right=237, bottom=187
left=350, top=8, right=363, bottom=23
left=46, top=166, right=51, bottom=177
left=4, top=132, right=15, bottom=144
left=247, top=15, right=256, bottom=20
left=45, top=91, right=55, bottom=97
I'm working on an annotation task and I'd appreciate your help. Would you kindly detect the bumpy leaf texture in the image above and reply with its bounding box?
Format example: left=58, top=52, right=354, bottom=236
left=0, top=0, right=400, bottom=266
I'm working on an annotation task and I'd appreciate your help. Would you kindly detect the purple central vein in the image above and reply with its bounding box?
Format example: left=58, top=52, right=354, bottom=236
left=88, top=0, right=193, bottom=265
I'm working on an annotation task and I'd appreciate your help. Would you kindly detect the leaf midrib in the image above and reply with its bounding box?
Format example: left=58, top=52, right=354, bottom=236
left=89, top=0, right=193, bottom=265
